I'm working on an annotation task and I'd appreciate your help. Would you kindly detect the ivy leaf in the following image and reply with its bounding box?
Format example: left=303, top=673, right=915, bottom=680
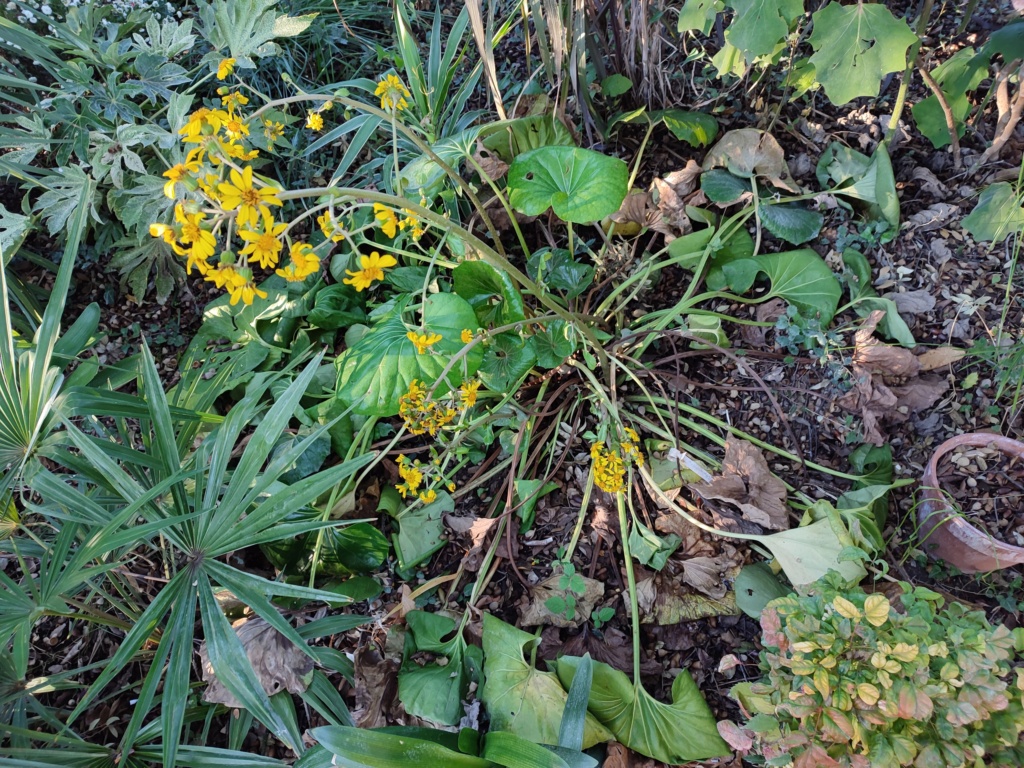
left=508, top=146, right=628, bottom=224
left=758, top=203, right=823, bottom=245
left=480, top=614, right=612, bottom=747
left=962, top=182, right=1024, bottom=243
left=808, top=3, right=917, bottom=106
left=725, top=0, right=803, bottom=63
left=335, top=294, right=481, bottom=416
left=556, top=656, right=729, bottom=764
left=719, top=249, right=842, bottom=324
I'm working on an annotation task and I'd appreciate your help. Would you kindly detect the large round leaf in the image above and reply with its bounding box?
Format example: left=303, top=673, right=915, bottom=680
left=319, top=523, right=390, bottom=575
left=335, top=294, right=481, bottom=416
left=507, top=147, right=628, bottom=224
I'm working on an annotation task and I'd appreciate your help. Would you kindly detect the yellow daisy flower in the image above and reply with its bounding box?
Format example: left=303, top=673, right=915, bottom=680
left=317, top=211, right=346, bottom=243
left=238, top=209, right=287, bottom=270
left=373, top=203, right=399, bottom=238
left=406, top=331, right=442, bottom=354
left=460, top=379, right=481, bottom=408
left=216, top=58, right=236, bottom=80
left=161, top=157, right=200, bottom=199
left=342, top=250, right=397, bottom=291
left=306, top=111, right=324, bottom=131
left=374, top=73, right=411, bottom=112
left=217, top=166, right=283, bottom=228
left=276, top=242, right=320, bottom=282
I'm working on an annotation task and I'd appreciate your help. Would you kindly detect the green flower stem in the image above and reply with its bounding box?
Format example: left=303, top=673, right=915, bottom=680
left=249, top=93, right=505, bottom=254
left=464, top=151, right=531, bottom=259
left=616, top=493, right=642, bottom=683
left=626, top=394, right=866, bottom=482
left=564, top=469, right=595, bottom=562
left=277, top=186, right=608, bottom=363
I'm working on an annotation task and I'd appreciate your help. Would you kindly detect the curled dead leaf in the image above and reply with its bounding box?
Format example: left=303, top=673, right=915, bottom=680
left=519, top=572, right=605, bottom=628
left=703, top=129, right=798, bottom=192
left=199, top=616, right=313, bottom=709
left=690, top=438, right=790, bottom=531
left=916, top=346, right=965, bottom=371
left=606, top=188, right=656, bottom=236
left=633, top=574, right=739, bottom=624
left=852, top=310, right=921, bottom=378
left=473, top=142, right=509, bottom=182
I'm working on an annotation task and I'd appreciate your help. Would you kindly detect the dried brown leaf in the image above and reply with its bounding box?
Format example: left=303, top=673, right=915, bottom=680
left=690, top=438, right=789, bottom=530
left=352, top=644, right=400, bottom=728
left=917, top=346, right=966, bottom=370
left=561, top=626, right=632, bottom=673
left=519, top=572, right=605, bottom=628
left=680, top=555, right=732, bottom=599
left=607, top=188, right=656, bottom=236
left=473, top=143, right=508, bottom=182
left=907, top=202, right=959, bottom=232
left=883, top=289, right=936, bottom=315
left=703, top=129, right=798, bottom=191
left=717, top=720, right=754, bottom=752
left=852, top=310, right=921, bottom=378
left=199, top=616, right=313, bottom=709
left=634, top=575, right=739, bottom=624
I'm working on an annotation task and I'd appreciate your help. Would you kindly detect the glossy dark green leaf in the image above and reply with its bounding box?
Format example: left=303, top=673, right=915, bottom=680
left=453, top=261, right=526, bottom=326
left=526, top=249, right=594, bottom=299
left=661, top=110, right=719, bottom=147
left=312, top=726, right=492, bottom=768
left=479, top=333, right=536, bottom=393
left=700, top=169, right=751, bottom=205
left=533, top=321, right=577, bottom=369
left=720, top=249, right=842, bottom=324
left=308, top=284, right=366, bottom=331
left=758, top=203, right=823, bottom=245
left=319, top=523, right=390, bottom=575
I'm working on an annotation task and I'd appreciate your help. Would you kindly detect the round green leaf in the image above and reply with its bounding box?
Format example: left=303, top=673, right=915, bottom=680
left=734, top=563, right=791, bottom=618
left=508, top=147, right=628, bottom=224
left=479, top=333, right=537, bottom=393
left=319, top=522, right=390, bottom=575
left=758, top=203, right=823, bottom=245
left=701, top=169, right=751, bottom=205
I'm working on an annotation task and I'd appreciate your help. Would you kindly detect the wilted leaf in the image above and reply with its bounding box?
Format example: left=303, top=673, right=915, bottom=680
left=473, top=143, right=509, bottom=181
left=850, top=310, right=921, bottom=378
left=717, top=720, right=754, bottom=752
left=605, top=188, right=656, bottom=236
left=481, top=613, right=613, bottom=747
left=884, top=289, right=936, bottom=316
left=520, top=572, right=605, bottom=628
left=703, top=129, right=796, bottom=191
left=680, top=555, right=733, bottom=599
left=634, top=575, right=739, bottom=624
left=691, top=438, right=789, bottom=530
left=199, top=616, right=313, bottom=708
left=351, top=644, right=401, bottom=728
left=556, top=656, right=730, bottom=764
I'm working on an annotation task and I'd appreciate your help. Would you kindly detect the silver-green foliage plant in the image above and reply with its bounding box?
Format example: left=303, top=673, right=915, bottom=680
left=724, top=576, right=1024, bottom=768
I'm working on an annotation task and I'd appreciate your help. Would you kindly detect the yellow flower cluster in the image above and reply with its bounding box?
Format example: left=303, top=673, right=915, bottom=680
left=373, top=203, right=425, bottom=240
left=151, top=91, right=323, bottom=304
left=396, top=454, right=456, bottom=504
left=590, top=427, right=644, bottom=494
left=398, top=377, right=482, bottom=437
left=407, top=331, right=442, bottom=354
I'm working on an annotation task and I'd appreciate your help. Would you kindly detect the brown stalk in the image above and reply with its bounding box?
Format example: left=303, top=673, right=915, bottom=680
left=918, top=63, right=962, bottom=170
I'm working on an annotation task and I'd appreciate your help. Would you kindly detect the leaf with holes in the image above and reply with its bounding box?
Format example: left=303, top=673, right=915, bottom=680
left=508, top=147, right=628, bottom=224
left=808, top=3, right=917, bottom=106
left=720, top=249, right=841, bottom=324
left=758, top=203, right=823, bottom=245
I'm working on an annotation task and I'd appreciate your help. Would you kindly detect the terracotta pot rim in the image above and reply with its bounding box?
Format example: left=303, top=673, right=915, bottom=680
left=918, top=432, right=1024, bottom=573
